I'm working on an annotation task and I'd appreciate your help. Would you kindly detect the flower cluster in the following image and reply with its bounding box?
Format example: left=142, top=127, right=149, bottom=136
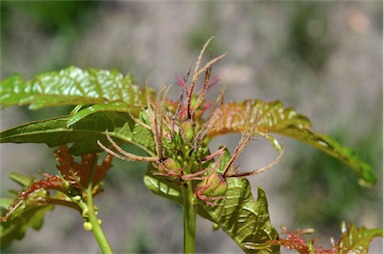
left=98, top=37, right=283, bottom=206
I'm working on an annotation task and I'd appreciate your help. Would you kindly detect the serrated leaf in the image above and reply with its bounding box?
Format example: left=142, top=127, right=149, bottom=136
left=0, top=66, right=147, bottom=109
left=207, top=100, right=376, bottom=185
left=335, top=222, right=383, bottom=253
left=144, top=169, right=279, bottom=253
left=0, top=110, right=156, bottom=156
left=203, top=179, right=280, bottom=253
left=246, top=222, right=384, bottom=253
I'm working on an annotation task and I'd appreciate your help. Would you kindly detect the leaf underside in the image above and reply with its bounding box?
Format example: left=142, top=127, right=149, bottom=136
left=0, top=111, right=156, bottom=156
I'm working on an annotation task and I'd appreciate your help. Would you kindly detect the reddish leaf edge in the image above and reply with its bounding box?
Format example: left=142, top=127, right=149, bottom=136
left=245, top=222, right=383, bottom=254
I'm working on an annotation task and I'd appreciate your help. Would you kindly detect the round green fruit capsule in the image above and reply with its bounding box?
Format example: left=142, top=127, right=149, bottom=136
left=83, top=222, right=93, bottom=231
left=158, top=158, right=182, bottom=174
left=200, top=173, right=228, bottom=197
left=181, top=120, right=194, bottom=142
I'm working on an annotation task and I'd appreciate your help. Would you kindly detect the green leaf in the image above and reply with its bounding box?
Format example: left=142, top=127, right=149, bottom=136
left=335, top=222, right=383, bottom=253
left=0, top=173, right=56, bottom=250
left=0, top=66, right=147, bottom=109
left=0, top=198, right=14, bottom=211
left=0, top=110, right=156, bottom=156
left=207, top=100, right=376, bottom=186
left=144, top=169, right=279, bottom=253
left=202, top=179, right=279, bottom=253
left=144, top=165, right=183, bottom=205
left=1, top=204, right=53, bottom=250
left=8, top=172, right=35, bottom=187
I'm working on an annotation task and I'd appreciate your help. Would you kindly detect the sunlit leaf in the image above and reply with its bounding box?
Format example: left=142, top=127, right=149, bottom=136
left=207, top=100, right=376, bottom=185
left=0, top=66, right=147, bottom=109
left=202, top=179, right=279, bottom=253
left=335, top=221, right=383, bottom=253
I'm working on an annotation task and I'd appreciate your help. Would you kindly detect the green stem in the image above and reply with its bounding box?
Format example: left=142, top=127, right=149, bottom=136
left=182, top=181, right=197, bottom=254
left=85, top=157, right=114, bottom=254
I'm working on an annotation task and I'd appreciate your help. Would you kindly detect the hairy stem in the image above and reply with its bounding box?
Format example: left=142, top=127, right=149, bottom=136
left=182, top=180, right=197, bottom=254
left=85, top=157, right=114, bottom=254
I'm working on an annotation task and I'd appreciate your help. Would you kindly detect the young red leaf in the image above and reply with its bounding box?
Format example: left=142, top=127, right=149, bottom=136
left=55, top=144, right=113, bottom=189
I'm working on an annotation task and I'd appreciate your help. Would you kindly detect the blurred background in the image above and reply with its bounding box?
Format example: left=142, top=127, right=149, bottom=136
left=0, top=1, right=382, bottom=253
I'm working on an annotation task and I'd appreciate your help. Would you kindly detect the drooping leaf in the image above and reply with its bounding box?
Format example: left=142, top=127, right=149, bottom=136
left=0, top=110, right=156, bottom=156
left=207, top=100, right=376, bottom=186
left=0, top=66, right=147, bottom=110
left=144, top=169, right=280, bottom=253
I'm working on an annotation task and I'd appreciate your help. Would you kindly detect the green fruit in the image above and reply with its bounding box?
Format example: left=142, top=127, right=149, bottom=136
left=200, top=173, right=228, bottom=197
left=83, top=222, right=93, bottom=231
left=158, top=158, right=182, bottom=174
left=181, top=120, right=194, bottom=142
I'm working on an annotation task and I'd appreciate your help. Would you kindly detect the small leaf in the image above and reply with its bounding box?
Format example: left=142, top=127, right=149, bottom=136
left=335, top=221, right=383, bottom=253
left=0, top=66, right=147, bottom=110
left=1, top=205, right=53, bottom=250
left=207, top=100, right=376, bottom=185
left=0, top=173, right=66, bottom=250
left=246, top=222, right=383, bottom=254
left=1, top=174, right=67, bottom=222
left=0, top=198, right=14, bottom=211
left=8, top=172, right=35, bottom=187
